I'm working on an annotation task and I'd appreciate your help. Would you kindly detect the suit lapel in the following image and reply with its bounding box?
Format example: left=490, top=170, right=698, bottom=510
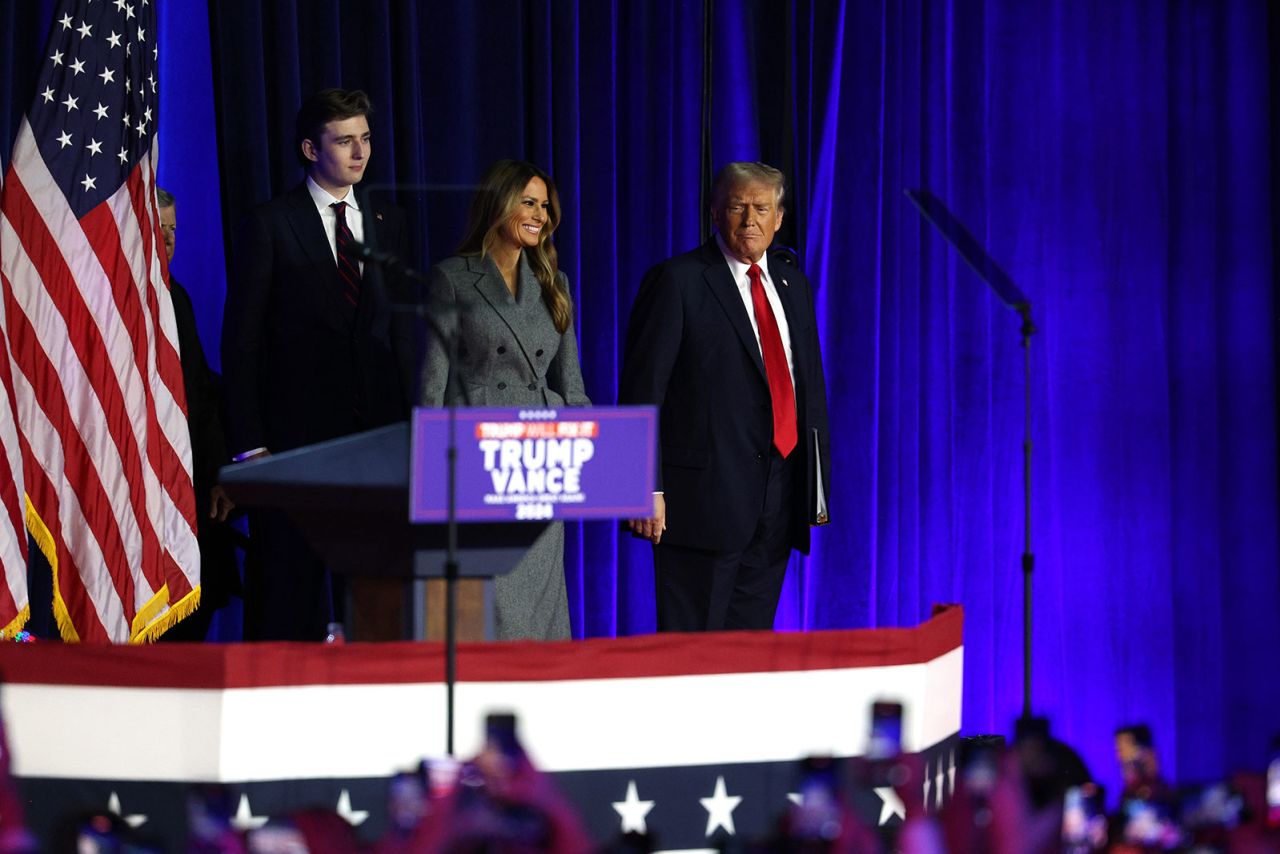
left=767, top=253, right=806, bottom=383
left=282, top=184, right=350, bottom=331
left=468, top=255, right=537, bottom=369
left=700, top=241, right=767, bottom=381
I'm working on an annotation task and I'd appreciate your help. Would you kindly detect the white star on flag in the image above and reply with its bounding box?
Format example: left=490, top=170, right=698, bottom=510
left=611, top=781, right=655, bottom=833
left=874, top=786, right=906, bottom=825
left=923, top=759, right=932, bottom=807
left=106, top=792, right=147, bottom=828
left=77, top=21, right=92, bottom=37
left=231, top=794, right=268, bottom=830
left=700, top=776, right=742, bottom=836
left=106, top=31, right=121, bottom=49
left=947, top=750, right=957, bottom=796
left=335, top=789, right=368, bottom=826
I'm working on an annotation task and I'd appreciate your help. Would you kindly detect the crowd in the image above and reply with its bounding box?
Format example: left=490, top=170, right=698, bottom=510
left=13, top=713, right=1279, bottom=853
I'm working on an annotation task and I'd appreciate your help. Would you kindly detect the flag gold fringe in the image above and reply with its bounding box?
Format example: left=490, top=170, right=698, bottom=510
left=131, top=582, right=170, bottom=637
left=131, top=584, right=201, bottom=644
left=0, top=604, right=30, bottom=638
left=25, top=495, right=79, bottom=642
left=27, top=495, right=201, bottom=643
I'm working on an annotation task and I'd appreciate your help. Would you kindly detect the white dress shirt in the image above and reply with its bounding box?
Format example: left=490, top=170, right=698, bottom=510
left=715, top=234, right=796, bottom=385
left=306, top=175, right=365, bottom=273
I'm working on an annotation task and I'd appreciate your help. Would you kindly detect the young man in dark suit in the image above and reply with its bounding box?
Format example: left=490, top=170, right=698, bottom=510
left=621, top=162, right=831, bottom=632
left=222, top=89, right=412, bottom=640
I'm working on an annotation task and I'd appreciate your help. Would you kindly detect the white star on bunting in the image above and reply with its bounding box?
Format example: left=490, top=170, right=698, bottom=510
left=335, top=789, right=368, bottom=826
left=106, top=791, right=147, bottom=828
left=874, top=786, right=906, bottom=825
left=231, top=794, right=268, bottom=831
left=611, top=780, right=655, bottom=833
left=700, top=776, right=742, bottom=836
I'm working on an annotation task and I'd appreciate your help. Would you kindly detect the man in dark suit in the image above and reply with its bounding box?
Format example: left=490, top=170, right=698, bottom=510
left=157, top=187, right=239, bottom=641
left=222, top=88, right=413, bottom=640
left=621, top=162, right=831, bottom=632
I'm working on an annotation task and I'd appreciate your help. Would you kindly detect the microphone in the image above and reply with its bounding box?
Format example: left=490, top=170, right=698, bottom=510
left=349, top=239, right=404, bottom=268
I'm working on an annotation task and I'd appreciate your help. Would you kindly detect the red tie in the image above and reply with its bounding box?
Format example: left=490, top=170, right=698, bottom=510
left=331, top=201, right=362, bottom=309
left=748, top=263, right=797, bottom=458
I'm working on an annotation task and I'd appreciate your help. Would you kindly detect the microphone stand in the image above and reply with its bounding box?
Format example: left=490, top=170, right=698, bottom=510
left=354, top=239, right=468, bottom=756
left=904, top=190, right=1038, bottom=718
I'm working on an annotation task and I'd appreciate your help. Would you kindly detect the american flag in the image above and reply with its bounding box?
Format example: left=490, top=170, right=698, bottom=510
left=0, top=0, right=200, bottom=642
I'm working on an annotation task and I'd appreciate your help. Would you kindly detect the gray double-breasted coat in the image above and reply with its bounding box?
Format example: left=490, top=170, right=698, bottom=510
left=420, top=252, right=589, bottom=640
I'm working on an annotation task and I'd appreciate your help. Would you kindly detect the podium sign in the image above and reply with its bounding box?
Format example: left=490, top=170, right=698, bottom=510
left=410, top=406, right=656, bottom=522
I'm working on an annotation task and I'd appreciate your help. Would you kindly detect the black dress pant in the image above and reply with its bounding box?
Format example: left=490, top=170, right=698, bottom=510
left=654, top=449, right=796, bottom=632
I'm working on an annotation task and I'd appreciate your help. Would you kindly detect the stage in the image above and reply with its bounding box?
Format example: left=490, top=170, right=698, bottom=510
left=1, top=606, right=962, bottom=848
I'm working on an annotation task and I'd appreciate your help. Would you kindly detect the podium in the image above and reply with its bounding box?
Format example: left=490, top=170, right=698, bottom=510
left=220, top=423, right=546, bottom=640
left=220, top=407, right=656, bottom=641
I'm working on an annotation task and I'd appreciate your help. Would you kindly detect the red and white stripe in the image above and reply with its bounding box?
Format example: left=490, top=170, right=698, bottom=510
left=0, top=121, right=199, bottom=643
left=0, top=236, right=30, bottom=633
left=0, top=609, right=964, bottom=781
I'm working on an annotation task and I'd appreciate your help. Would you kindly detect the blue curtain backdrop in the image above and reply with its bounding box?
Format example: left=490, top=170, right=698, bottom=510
left=2, top=0, right=1276, bottom=796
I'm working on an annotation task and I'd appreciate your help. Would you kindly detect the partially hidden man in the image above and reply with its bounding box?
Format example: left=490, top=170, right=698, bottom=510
left=621, top=162, right=831, bottom=632
left=222, top=88, right=414, bottom=640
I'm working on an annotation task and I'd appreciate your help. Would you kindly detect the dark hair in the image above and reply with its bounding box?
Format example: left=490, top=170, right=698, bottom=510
left=457, top=159, right=571, bottom=334
left=1116, top=723, right=1154, bottom=747
left=294, top=88, right=373, bottom=169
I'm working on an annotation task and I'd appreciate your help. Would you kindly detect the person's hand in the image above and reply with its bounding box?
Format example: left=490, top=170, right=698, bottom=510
left=209, top=485, right=235, bottom=522
left=627, top=493, right=666, bottom=544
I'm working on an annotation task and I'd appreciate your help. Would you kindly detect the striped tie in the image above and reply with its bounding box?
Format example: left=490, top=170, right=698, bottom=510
left=331, top=201, right=362, bottom=310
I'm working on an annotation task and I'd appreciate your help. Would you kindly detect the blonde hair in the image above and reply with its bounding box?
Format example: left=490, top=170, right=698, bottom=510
left=711, top=162, right=787, bottom=211
left=458, top=159, right=571, bottom=334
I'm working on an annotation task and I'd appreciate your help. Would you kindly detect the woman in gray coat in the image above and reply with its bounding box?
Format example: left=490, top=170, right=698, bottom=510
left=420, top=160, right=589, bottom=640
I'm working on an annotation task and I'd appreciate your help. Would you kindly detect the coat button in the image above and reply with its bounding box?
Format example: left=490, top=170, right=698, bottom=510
left=528, top=382, right=537, bottom=390
left=756, top=452, right=764, bottom=460
left=497, top=382, right=506, bottom=390
left=497, top=346, right=506, bottom=354
left=536, top=349, right=544, bottom=357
